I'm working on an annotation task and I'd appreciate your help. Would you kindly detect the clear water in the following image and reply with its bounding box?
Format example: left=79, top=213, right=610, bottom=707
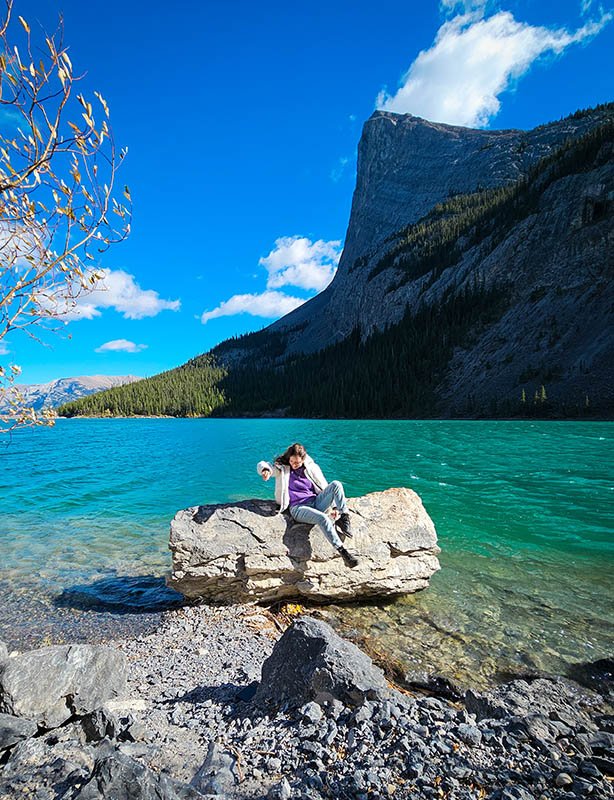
left=0, top=418, right=612, bottom=688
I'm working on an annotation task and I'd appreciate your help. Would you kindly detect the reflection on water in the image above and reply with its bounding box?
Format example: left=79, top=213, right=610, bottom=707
left=0, top=418, right=612, bottom=688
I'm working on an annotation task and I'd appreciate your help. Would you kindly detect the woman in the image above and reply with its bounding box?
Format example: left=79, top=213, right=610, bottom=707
left=257, top=443, right=359, bottom=568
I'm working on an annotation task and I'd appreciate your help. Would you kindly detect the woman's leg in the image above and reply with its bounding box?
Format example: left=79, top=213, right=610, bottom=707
left=290, top=504, right=343, bottom=549
left=313, top=480, right=348, bottom=515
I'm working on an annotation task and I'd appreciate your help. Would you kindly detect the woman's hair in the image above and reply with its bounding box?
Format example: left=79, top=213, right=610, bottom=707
left=275, top=442, right=307, bottom=466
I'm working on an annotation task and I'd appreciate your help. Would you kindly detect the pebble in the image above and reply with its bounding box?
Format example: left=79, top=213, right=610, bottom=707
left=555, top=772, right=574, bottom=787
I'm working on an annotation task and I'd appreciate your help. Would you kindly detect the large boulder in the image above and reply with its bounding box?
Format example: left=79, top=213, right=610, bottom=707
left=0, top=644, right=127, bottom=728
left=254, top=616, right=389, bottom=708
left=167, top=487, right=440, bottom=602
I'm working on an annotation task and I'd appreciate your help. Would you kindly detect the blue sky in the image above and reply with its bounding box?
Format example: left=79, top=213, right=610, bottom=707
left=4, top=0, right=613, bottom=384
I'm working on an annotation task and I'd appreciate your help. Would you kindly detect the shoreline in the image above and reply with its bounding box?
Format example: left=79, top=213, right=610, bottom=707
left=2, top=602, right=612, bottom=798
left=53, top=414, right=613, bottom=422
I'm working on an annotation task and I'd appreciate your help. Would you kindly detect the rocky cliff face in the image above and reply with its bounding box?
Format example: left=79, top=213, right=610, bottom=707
left=217, top=106, right=614, bottom=416
left=269, top=109, right=612, bottom=350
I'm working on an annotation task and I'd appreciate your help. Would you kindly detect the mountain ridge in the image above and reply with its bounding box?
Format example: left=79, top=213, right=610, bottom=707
left=5, top=375, right=141, bottom=412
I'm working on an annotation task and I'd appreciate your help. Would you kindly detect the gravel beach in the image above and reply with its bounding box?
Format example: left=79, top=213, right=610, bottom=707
left=1, top=601, right=613, bottom=799
left=93, top=605, right=614, bottom=797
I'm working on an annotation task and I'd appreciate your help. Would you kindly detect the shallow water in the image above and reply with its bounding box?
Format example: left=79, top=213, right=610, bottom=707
left=1, top=418, right=612, bottom=687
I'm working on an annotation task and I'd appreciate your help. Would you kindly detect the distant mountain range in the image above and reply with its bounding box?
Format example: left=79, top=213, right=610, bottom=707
left=59, top=103, right=614, bottom=420
left=5, top=376, right=141, bottom=412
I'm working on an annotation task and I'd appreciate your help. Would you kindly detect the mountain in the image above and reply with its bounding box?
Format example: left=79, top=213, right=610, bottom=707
left=58, top=104, right=614, bottom=419
left=225, top=105, right=613, bottom=358
left=6, top=375, right=142, bottom=412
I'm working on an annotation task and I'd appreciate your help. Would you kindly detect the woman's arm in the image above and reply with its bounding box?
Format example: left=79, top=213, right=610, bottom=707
left=257, top=460, right=279, bottom=480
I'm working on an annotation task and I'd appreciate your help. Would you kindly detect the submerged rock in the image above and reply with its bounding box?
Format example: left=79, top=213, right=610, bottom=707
left=255, top=616, right=389, bottom=708
left=167, top=487, right=440, bottom=602
left=0, top=644, right=127, bottom=728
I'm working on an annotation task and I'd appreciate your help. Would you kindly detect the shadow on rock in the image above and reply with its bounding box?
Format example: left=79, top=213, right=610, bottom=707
left=54, top=575, right=185, bottom=614
left=192, top=499, right=278, bottom=524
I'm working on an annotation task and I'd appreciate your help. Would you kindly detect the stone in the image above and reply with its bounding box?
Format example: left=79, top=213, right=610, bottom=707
left=254, top=617, right=389, bottom=708
left=0, top=644, right=127, bottom=728
left=237, top=681, right=259, bottom=702
left=0, top=733, right=98, bottom=798
left=464, top=677, right=601, bottom=729
left=500, top=788, right=536, bottom=800
left=567, top=658, right=614, bottom=702
left=0, top=641, right=8, bottom=661
left=168, top=488, right=440, bottom=602
left=555, top=772, right=574, bottom=787
left=400, top=671, right=463, bottom=701
left=78, top=749, right=201, bottom=799
left=300, top=701, right=323, bottom=723
left=456, top=723, right=482, bottom=747
left=191, top=741, right=240, bottom=795
left=0, top=711, right=37, bottom=751
left=80, top=708, right=120, bottom=742
left=268, top=776, right=292, bottom=799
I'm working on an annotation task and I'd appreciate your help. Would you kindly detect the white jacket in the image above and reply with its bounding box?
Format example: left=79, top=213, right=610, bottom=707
left=256, top=455, right=328, bottom=512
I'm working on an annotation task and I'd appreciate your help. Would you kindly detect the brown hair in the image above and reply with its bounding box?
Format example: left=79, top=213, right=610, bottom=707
left=275, top=442, right=307, bottom=466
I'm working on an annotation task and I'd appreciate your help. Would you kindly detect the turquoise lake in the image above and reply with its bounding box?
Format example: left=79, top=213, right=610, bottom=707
left=0, top=418, right=612, bottom=689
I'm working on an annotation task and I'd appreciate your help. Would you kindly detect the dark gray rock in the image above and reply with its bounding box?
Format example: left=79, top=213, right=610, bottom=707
left=0, top=644, right=127, bottom=728
left=592, top=755, right=614, bottom=776
left=191, top=741, right=240, bottom=795
left=567, top=658, right=614, bottom=702
left=0, top=711, right=37, bottom=751
left=78, top=749, right=201, bottom=799
left=0, top=733, right=97, bottom=799
left=80, top=708, right=120, bottom=742
left=267, top=776, right=292, bottom=799
left=590, top=730, right=614, bottom=756
left=465, top=677, right=602, bottom=729
left=401, top=671, right=463, bottom=701
left=255, top=617, right=389, bottom=708
left=456, top=722, right=482, bottom=746
left=499, top=787, right=536, bottom=800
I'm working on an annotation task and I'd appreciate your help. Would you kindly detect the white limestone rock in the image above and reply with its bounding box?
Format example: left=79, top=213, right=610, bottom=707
left=167, top=487, right=440, bottom=603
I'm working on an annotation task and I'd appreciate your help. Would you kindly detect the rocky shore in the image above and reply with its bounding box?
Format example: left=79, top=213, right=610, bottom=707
left=1, top=603, right=612, bottom=800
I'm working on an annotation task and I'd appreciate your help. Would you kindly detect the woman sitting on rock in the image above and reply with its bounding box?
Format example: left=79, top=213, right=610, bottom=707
left=257, top=443, right=359, bottom=568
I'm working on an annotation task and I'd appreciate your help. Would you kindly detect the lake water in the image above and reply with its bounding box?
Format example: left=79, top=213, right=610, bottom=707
left=1, top=418, right=612, bottom=689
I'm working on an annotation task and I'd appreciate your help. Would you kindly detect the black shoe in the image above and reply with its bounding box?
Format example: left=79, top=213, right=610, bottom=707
left=337, top=546, right=359, bottom=569
left=335, top=512, right=353, bottom=539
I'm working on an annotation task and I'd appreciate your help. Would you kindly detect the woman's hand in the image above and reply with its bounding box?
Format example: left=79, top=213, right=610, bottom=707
left=262, top=468, right=271, bottom=481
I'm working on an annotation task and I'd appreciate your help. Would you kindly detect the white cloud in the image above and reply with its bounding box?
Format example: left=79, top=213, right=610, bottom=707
left=581, top=0, right=593, bottom=13
left=259, top=236, right=342, bottom=292
left=331, top=157, right=350, bottom=183
left=376, top=9, right=612, bottom=127
left=95, top=339, right=148, bottom=354
left=69, top=269, right=181, bottom=321
left=200, top=291, right=306, bottom=324
left=440, top=0, right=488, bottom=15
left=0, top=341, right=9, bottom=356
